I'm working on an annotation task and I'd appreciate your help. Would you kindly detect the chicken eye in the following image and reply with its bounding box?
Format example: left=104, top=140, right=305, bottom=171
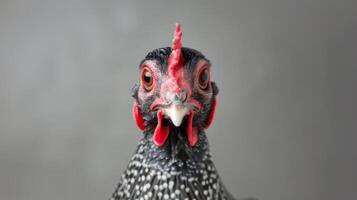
left=141, top=67, right=154, bottom=91
left=198, top=68, right=209, bottom=90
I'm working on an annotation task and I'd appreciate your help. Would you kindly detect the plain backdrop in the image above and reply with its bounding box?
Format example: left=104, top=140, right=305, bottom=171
left=0, top=0, right=356, bottom=200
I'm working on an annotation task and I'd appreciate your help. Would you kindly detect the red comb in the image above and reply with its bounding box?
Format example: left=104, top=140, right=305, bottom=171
left=168, top=23, right=183, bottom=77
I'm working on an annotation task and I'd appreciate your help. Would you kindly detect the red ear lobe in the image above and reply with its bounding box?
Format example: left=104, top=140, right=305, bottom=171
left=204, top=97, right=216, bottom=129
left=132, top=101, right=145, bottom=130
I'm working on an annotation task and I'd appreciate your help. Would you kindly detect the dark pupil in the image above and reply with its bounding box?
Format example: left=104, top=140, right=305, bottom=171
left=143, top=72, right=151, bottom=83
left=200, top=70, right=208, bottom=83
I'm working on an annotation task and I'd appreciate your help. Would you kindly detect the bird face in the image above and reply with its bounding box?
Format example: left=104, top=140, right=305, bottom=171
left=132, top=24, right=218, bottom=147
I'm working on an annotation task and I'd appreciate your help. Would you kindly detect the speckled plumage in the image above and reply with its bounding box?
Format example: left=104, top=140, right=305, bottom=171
left=111, top=129, right=234, bottom=200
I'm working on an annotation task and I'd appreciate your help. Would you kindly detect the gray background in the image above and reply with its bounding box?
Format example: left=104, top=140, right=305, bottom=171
left=0, top=0, right=356, bottom=200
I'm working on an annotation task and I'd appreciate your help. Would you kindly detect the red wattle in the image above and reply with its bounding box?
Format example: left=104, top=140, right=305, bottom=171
left=132, top=101, right=145, bottom=130
left=204, top=96, right=216, bottom=129
left=153, top=110, right=169, bottom=146
left=186, top=110, right=198, bottom=146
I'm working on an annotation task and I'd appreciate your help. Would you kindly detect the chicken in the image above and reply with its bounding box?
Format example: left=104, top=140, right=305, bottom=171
left=110, top=23, right=235, bottom=200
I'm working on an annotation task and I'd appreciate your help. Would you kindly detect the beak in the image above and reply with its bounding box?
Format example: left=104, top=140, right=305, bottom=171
left=162, top=101, right=189, bottom=127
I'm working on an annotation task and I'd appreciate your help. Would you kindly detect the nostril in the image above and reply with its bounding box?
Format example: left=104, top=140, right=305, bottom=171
left=180, top=91, right=187, bottom=102
left=173, top=93, right=180, bottom=102
left=173, top=91, right=187, bottom=102
left=164, top=89, right=188, bottom=104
